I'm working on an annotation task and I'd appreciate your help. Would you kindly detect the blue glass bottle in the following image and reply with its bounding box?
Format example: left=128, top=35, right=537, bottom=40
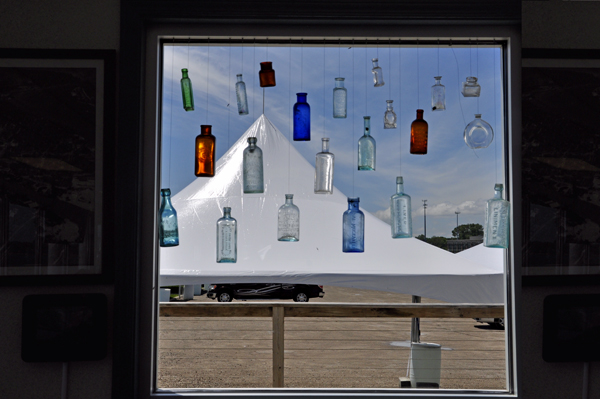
left=358, top=116, right=376, bottom=170
left=159, top=188, right=179, bottom=247
left=484, top=184, right=510, bottom=248
left=343, top=197, right=364, bottom=253
left=217, top=207, right=237, bottom=263
left=390, top=176, right=412, bottom=238
left=293, top=93, right=310, bottom=141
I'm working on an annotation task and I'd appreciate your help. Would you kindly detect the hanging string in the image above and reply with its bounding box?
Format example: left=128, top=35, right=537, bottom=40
left=376, top=38, right=379, bottom=59
left=168, top=38, right=175, bottom=187
left=494, top=41, right=498, bottom=183
left=264, top=37, right=268, bottom=115
left=253, top=37, right=256, bottom=121
left=388, top=38, right=391, bottom=100
left=365, top=39, right=368, bottom=116
left=288, top=38, right=292, bottom=193
left=301, top=38, right=304, bottom=91
left=187, top=37, right=190, bottom=68
left=227, top=40, right=231, bottom=148
left=323, top=38, right=326, bottom=139
left=399, top=38, right=402, bottom=175
left=416, top=39, right=420, bottom=109
left=206, top=37, right=210, bottom=122
left=437, top=39, right=440, bottom=77
left=476, top=40, right=480, bottom=114
left=450, top=41, right=466, bottom=127
left=338, top=38, right=341, bottom=77
left=352, top=38, right=356, bottom=197
left=469, top=38, right=472, bottom=76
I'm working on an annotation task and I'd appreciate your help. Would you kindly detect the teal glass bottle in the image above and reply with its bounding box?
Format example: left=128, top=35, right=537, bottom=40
left=484, top=184, right=510, bottom=248
left=180, top=68, right=194, bottom=111
left=277, top=194, right=300, bottom=242
left=343, top=197, right=365, bottom=252
left=159, top=188, right=179, bottom=247
left=243, top=137, right=264, bottom=193
left=390, top=176, right=412, bottom=238
left=358, top=116, right=376, bottom=170
left=293, top=93, right=311, bottom=141
left=217, top=207, right=237, bottom=262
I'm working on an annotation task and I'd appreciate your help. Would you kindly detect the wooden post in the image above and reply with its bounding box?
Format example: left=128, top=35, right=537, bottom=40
left=272, top=305, right=284, bottom=387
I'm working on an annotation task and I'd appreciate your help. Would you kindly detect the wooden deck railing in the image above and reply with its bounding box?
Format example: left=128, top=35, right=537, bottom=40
left=159, top=302, right=504, bottom=388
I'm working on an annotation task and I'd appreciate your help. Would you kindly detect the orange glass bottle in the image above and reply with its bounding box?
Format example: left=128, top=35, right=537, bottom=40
left=410, top=109, right=428, bottom=155
left=259, top=61, right=276, bottom=87
left=195, top=125, right=216, bottom=177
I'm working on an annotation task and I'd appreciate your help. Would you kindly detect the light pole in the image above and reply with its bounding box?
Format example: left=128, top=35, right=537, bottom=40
left=422, top=200, right=428, bottom=238
left=455, top=211, right=461, bottom=228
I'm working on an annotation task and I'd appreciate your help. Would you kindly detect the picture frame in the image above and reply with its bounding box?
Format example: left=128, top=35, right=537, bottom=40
left=522, top=49, right=600, bottom=286
left=0, top=49, right=115, bottom=285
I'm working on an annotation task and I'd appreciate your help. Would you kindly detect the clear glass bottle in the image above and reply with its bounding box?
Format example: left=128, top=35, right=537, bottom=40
left=259, top=61, right=276, bottom=87
left=159, top=188, right=179, bottom=247
left=180, top=68, right=194, bottom=111
left=217, top=207, right=237, bottom=262
left=278, top=194, right=300, bottom=242
left=464, top=114, right=494, bottom=149
left=371, top=58, right=384, bottom=87
left=243, top=137, right=264, bottom=193
left=384, top=100, right=397, bottom=129
left=293, top=92, right=311, bottom=141
left=235, top=74, right=249, bottom=115
left=358, top=116, right=376, bottom=170
left=315, top=138, right=334, bottom=194
left=333, top=77, right=347, bottom=118
left=461, top=76, right=481, bottom=97
left=390, top=177, right=412, bottom=238
left=195, top=125, right=216, bottom=177
left=431, top=76, right=446, bottom=111
left=343, top=197, right=364, bottom=253
left=484, top=184, right=510, bottom=248
left=410, top=109, right=428, bottom=155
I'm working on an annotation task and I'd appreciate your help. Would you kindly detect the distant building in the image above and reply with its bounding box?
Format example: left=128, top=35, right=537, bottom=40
left=447, top=235, right=483, bottom=253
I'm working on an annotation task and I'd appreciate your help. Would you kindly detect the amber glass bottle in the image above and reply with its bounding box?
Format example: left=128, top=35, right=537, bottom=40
left=259, top=62, right=276, bottom=87
left=195, top=125, right=216, bottom=177
left=410, top=109, right=428, bottom=155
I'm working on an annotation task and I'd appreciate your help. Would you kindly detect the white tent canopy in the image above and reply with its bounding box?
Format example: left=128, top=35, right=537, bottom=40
left=160, top=115, right=504, bottom=304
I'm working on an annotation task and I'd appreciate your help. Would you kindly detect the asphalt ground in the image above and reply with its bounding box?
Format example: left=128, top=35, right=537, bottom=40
left=158, top=286, right=507, bottom=390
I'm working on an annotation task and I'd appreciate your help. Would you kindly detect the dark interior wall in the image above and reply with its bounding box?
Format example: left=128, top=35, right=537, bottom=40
left=0, top=1, right=599, bottom=399
left=521, top=2, right=600, bottom=399
left=0, top=1, right=119, bottom=399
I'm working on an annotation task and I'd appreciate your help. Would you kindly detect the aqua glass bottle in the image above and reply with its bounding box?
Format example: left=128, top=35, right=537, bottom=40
left=358, top=116, right=376, bottom=170
left=461, top=76, right=481, bottom=97
left=371, top=58, right=385, bottom=87
left=315, top=138, right=334, bottom=194
left=484, top=184, right=510, bottom=248
left=431, top=76, right=446, bottom=111
left=384, top=100, right=397, bottom=129
left=217, top=207, right=237, bottom=262
left=159, top=188, right=179, bottom=247
left=333, top=77, right=347, bottom=118
left=180, top=69, right=194, bottom=111
left=293, top=92, right=310, bottom=141
left=390, top=176, right=412, bottom=238
left=343, top=197, right=364, bottom=253
left=235, top=74, right=249, bottom=115
left=243, top=137, right=264, bottom=193
left=278, top=194, right=300, bottom=242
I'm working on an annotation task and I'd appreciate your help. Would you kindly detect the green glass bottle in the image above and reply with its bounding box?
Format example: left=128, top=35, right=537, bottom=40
left=181, top=68, right=194, bottom=111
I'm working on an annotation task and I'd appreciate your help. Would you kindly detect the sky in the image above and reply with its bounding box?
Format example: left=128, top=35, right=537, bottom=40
left=160, top=42, right=504, bottom=238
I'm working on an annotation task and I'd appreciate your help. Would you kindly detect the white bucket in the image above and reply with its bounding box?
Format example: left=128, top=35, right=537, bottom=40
left=182, top=284, right=195, bottom=300
left=159, top=288, right=171, bottom=302
left=409, top=342, right=442, bottom=388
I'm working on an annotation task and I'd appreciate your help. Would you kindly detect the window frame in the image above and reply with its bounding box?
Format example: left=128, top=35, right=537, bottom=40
left=123, top=20, right=522, bottom=399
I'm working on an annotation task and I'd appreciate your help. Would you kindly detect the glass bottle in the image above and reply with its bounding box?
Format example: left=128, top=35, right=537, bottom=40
left=180, top=68, right=194, bottom=111
left=159, top=188, right=179, bottom=247
left=358, top=116, right=376, bottom=170
left=217, top=207, right=237, bottom=263
left=371, top=58, right=385, bottom=87
left=410, top=109, right=428, bottom=155
left=235, top=74, right=249, bottom=115
left=315, top=138, right=334, bottom=194
left=461, top=76, right=481, bottom=97
left=243, top=137, right=264, bottom=193
left=484, top=184, right=510, bottom=249
left=259, top=61, right=276, bottom=87
left=293, top=92, right=310, bottom=141
left=431, top=76, right=446, bottom=111
left=333, top=77, right=347, bottom=118
left=195, top=125, right=216, bottom=177
left=384, top=100, right=397, bottom=129
left=343, top=197, right=364, bottom=253
left=278, top=194, right=300, bottom=242
left=390, top=177, right=412, bottom=239
left=464, top=114, right=494, bottom=149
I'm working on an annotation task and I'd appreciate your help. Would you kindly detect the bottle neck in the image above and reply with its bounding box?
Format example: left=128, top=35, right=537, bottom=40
left=348, top=200, right=359, bottom=210
left=223, top=210, right=231, bottom=218
left=416, top=110, right=424, bottom=120
left=181, top=70, right=189, bottom=78
left=363, top=119, right=371, bottom=135
left=321, top=139, right=329, bottom=152
left=237, top=75, right=243, bottom=82
left=200, top=125, right=212, bottom=136
left=494, top=190, right=503, bottom=199
left=386, top=103, right=393, bottom=111
left=396, top=182, right=404, bottom=194
left=335, top=79, right=344, bottom=88
left=297, top=93, right=307, bottom=102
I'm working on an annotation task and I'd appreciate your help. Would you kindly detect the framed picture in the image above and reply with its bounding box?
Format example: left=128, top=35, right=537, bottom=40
left=0, top=49, right=115, bottom=285
left=522, top=49, right=600, bottom=285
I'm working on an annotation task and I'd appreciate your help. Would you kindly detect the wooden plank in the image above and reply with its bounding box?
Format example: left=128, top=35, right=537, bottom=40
left=272, top=305, right=284, bottom=388
left=159, top=303, right=272, bottom=318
